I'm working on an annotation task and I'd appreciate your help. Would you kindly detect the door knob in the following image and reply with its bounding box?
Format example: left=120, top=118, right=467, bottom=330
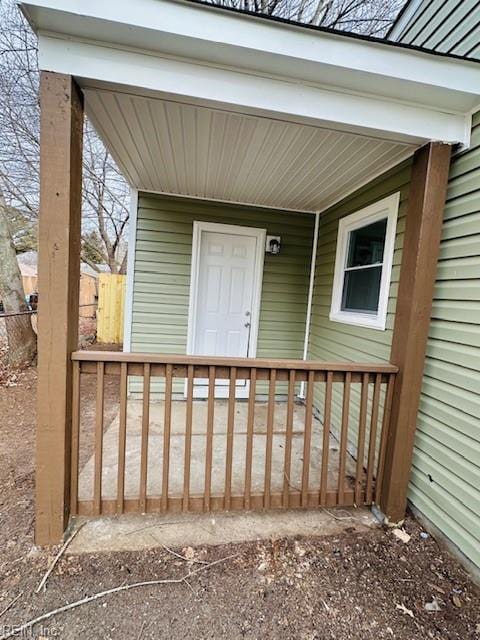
left=244, top=322, right=251, bottom=328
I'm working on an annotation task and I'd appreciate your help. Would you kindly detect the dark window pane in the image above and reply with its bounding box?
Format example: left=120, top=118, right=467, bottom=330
left=341, top=266, right=382, bottom=313
left=347, top=218, right=387, bottom=268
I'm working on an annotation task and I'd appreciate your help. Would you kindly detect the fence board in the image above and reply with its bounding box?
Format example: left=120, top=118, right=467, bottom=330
left=97, top=274, right=126, bottom=344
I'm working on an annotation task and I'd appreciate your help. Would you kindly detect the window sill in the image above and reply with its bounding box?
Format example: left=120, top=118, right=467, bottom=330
left=329, top=311, right=387, bottom=331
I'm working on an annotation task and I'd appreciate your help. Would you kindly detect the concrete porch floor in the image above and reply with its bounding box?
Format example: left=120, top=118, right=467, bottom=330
left=78, top=399, right=358, bottom=501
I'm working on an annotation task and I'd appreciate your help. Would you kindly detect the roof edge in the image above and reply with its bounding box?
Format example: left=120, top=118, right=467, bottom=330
left=181, top=0, right=478, bottom=64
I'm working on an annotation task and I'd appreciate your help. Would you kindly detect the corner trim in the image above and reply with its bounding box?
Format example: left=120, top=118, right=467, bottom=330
left=123, top=187, right=138, bottom=352
left=387, top=0, right=424, bottom=42
left=300, top=212, right=319, bottom=399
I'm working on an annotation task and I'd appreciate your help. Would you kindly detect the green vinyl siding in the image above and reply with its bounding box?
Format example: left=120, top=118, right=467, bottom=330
left=409, top=111, right=480, bottom=569
left=307, top=161, right=411, bottom=451
left=393, top=1, right=480, bottom=566
left=393, top=0, right=480, bottom=59
left=130, top=193, right=315, bottom=395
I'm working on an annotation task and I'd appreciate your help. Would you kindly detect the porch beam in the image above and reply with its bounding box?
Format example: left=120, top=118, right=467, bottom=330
left=38, top=36, right=470, bottom=147
left=36, top=72, right=84, bottom=545
left=379, top=142, right=452, bottom=524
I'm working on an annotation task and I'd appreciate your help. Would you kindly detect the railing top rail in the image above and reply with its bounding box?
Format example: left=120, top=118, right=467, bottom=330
left=71, top=351, right=398, bottom=374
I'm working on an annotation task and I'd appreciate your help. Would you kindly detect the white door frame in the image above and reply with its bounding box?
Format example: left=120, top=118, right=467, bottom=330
left=186, top=221, right=266, bottom=398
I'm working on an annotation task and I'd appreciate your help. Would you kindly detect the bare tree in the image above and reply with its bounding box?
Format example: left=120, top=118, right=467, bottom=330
left=0, top=0, right=130, bottom=275
left=209, top=0, right=404, bottom=35
left=0, top=187, right=37, bottom=365
left=82, top=123, right=130, bottom=274
left=0, top=0, right=129, bottom=362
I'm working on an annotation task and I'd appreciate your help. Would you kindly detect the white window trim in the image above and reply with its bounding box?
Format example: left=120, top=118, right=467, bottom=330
left=329, top=192, right=400, bottom=331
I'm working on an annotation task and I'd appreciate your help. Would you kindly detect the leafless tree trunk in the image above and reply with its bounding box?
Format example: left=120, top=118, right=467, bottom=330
left=0, top=189, right=36, bottom=365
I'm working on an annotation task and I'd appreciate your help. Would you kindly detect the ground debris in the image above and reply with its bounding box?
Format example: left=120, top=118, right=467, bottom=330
left=395, top=603, right=414, bottom=618
left=392, top=528, right=411, bottom=544
left=452, top=594, right=463, bottom=608
left=1, top=367, right=480, bottom=639
left=424, top=597, right=442, bottom=613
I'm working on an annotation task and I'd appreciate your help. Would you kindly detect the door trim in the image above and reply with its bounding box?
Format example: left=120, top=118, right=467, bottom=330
left=186, top=221, right=266, bottom=397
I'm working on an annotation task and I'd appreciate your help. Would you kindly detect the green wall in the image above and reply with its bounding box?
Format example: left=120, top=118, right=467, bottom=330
left=393, top=3, right=480, bottom=568
left=307, top=161, right=412, bottom=452
left=392, top=0, right=480, bottom=57
left=408, top=112, right=480, bottom=568
left=130, top=194, right=315, bottom=394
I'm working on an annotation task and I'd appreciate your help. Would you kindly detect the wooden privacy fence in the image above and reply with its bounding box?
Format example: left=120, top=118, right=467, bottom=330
left=70, top=352, right=397, bottom=517
left=96, top=274, right=126, bottom=343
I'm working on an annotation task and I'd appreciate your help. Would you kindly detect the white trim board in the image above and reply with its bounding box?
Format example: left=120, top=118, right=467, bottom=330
left=24, top=0, right=480, bottom=109
left=300, top=212, right=320, bottom=399
left=38, top=35, right=472, bottom=147
left=329, top=192, right=400, bottom=331
left=136, top=187, right=318, bottom=215
left=123, top=187, right=138, bottom=352
left=186, top=221, right=266, bottom=399
left=388, top=0, right=424, bottom=42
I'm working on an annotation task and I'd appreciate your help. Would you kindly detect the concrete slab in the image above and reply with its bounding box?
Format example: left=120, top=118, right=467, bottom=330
left=78, top=400, right=358, bottom=501
left=69, top=507, right=379, bottom=554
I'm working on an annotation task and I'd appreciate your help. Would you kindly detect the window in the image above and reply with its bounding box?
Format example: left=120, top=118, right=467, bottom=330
left=329, top=193, right=400, bottom=330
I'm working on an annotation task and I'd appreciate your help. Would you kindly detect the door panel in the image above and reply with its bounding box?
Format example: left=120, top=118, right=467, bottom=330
left=192, top=228, right=260, bottom=397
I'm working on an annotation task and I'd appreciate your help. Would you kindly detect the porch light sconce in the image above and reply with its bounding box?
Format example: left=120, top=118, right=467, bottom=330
left=266, top=235, right=281, bottom=255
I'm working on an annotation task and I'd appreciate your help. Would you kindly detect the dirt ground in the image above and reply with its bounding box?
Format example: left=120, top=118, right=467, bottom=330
left=0, top=366, right=479, bottom=640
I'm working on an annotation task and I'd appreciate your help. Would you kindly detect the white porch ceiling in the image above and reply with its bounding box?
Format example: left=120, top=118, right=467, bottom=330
left=86, top=89, right=414, bottom=212
left=22, top=0, right=480, bottom=211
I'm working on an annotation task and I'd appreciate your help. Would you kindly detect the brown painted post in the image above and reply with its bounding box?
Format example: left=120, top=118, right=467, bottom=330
left=36, top=73, right=84, bottom=545
left=379, top=142, right=451, bottom=524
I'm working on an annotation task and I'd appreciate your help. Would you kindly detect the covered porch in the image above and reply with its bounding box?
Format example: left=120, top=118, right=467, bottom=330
left=24, top=0, right=480, bottom=544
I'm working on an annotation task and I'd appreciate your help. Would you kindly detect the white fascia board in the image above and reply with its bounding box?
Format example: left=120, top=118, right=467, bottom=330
left=38, top=35, right=469, bottom=146
left=23, top=0, right=480, bottom=113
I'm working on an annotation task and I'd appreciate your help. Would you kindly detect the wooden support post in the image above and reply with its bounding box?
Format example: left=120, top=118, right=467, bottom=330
left=36, top=73, right=84, bottom=545
left=379, top=142, right=451, bottom=524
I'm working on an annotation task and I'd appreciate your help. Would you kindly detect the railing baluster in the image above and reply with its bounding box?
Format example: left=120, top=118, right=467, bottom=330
left=301, top=370, right=314, bottom=507
left=224, top=367, right=236, bottom=510
left=93, top=361, right=105, bottom=515
left=283, top=369, right=296, bottom=507
left=161, top=363, right=173, bottom=512
left=355, top=372, right=369, bottom=506
left=375, top=373, right=395, bottom=503
left=319, top=371, right=333, bottom=505
left=139, top=363, right=151, bottom=513
left=183, top=364, right=194, bottom=512
left=337, top=371, right=351, bottom=504
left=244, top=367, right=256, bottom=510
left=70, top=351, right=398, bottom=516
left=116, top=362, right=128, bottom=514
left=264, top=368, right=276, bottom=509
left=204, top=365, right=215, bottom=512
left=366, top=373, right=382, bottom=503
left=70, top=360, right=81, bottom=516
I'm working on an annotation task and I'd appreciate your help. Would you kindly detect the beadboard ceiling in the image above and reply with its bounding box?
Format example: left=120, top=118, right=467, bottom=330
left=85, top=88, right=415, bottom=212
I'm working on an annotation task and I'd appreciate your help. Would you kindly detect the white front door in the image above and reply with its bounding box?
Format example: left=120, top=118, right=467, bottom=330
left=188, top=222, right=265, bottom=398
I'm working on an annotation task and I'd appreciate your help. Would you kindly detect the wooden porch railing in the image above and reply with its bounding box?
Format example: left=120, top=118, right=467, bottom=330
left=70, top=352, right=397, bottom=517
